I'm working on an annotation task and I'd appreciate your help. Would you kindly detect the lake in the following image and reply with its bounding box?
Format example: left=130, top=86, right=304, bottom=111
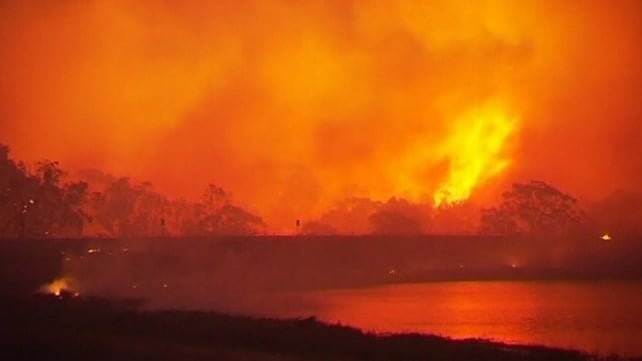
left=252, top=281, right=642, bottom=358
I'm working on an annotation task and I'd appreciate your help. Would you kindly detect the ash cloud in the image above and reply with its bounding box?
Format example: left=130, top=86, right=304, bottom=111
left=1, top=0, right=641, bottom=231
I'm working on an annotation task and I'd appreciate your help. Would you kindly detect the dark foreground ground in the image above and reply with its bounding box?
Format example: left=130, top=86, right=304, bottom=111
left=1, top=294, right=634, bottom=361
left=1, top=237, right=641, bottom=361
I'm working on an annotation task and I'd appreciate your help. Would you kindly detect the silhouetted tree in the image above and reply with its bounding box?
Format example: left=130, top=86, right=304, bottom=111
left=368, top=198, right=428, bottom=235
left=319, top=197, right=382, bottom=234
left=480, top=180, right=586, bottom=235
left=167, top=198, right=203, bottom=237
left=194, top=184, right=266, bottom=236
left=129, top=182, right=171, bottom=237
left=28, top=161, right=74, bottom=236
left=36, top=160, right=64, bottom=186
left=89, top=177, right=138, bottom=237
left=429, top=201, right=478, bottom=235
left=89, top=178, right=172, bottom=237
left=201, top=183, right=229, bottom=215
left=60, top=181, right=90, bottom=235
left=0, top=144, right=33, bottom=237
left=199, top=204, right=266, bottom=236
left=1, top=144, right=269, bottom=238
left=0, top=147, right=89, bottom=238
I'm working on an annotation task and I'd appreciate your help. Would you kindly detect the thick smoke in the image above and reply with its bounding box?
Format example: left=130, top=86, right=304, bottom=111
left=1, top=0, right=641, bottom=231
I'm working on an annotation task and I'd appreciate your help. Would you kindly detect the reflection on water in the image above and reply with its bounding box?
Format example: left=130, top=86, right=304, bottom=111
left=260, top=281, right=642, bottom=357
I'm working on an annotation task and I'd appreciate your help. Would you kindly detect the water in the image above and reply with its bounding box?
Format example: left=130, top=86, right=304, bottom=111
left=257, top=281, right=642, bottom=357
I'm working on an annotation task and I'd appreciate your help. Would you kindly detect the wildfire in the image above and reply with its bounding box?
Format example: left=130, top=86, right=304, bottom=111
left=2, top=0, right=638, bottom=232
left=434, top=102, right=516, bottom=206
left=39, top=278, right=75, bottom=297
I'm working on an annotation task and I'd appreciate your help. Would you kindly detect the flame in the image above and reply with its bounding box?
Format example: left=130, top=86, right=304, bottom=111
left=434, top=102, right=516, bottom=206
left=601, top=233, right=612, bottom=241
left=2, top=1, right=641, bottom=229
left=40, top=278, right=70, bottom=296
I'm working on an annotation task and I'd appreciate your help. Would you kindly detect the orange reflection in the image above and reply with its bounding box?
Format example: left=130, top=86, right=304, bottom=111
left=293, top=281, right=642, bottom=356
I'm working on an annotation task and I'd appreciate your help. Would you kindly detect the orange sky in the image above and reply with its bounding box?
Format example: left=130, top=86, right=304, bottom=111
left=1, top=0, right=641, bottom=231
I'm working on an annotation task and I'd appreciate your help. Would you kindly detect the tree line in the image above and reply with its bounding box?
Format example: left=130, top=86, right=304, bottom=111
left=0, top=144, right=265, bottom=238
left=300, top=182, right=589, bottom=237
left=2, top=143, right=640, bottom=238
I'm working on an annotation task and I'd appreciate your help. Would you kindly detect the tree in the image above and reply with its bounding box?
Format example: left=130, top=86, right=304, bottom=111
left=89, top=178, right=173, bottom=237
left=199, top=204, right=266, bottom=236
left=196, top=184, right=265, bottom=236
left=368, top=198, right=428, bottom=235
left=0, top=148, right=89, bottom=238
left=36, top=160, right=64, bottom=186
left=89, top=177, right=138, bottom=237
left=319, top=197, right=382, bottom=234
left=201, top=184, right=229, bottom=215
left=167, top=198, right=203, bottom=237
left=480, top=180, right=586, bottom=235
left=1, top=144, right=270, bottom=238
left=429, top=201, right=478, bottom=235
left=28, top=161, right=90, bottom=237
left=129, top=182, right=171, bottom=237
left=0, top=144, right=33, bottom=237
left=58, top=181, right=90, bottom=236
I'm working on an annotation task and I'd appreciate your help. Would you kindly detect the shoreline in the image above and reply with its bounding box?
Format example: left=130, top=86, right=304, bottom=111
left=2, top=237, right=641, bottom=360
left=2, top=294, right=638, bottom=361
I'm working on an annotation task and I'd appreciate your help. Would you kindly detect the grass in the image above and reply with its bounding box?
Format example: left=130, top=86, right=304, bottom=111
left=1, top=237, right=640, bottom=361
left=1, top=294, right=633, bottom=361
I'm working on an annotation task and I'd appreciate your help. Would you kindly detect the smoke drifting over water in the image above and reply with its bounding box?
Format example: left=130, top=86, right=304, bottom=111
left=50, top=234, right=642, bottom=315
left=1, top=0, right=641, bottom=231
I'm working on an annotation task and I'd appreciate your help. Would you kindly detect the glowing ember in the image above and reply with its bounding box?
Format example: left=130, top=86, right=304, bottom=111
left=40, top=278, right=72, bottom=297
left=601, top=233, right=612, bottom=241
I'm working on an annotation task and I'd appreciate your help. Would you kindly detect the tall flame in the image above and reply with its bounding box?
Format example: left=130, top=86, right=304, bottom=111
left=2, top=0, right=641, bottom=229
left=434, top=102, right=516, bottom=206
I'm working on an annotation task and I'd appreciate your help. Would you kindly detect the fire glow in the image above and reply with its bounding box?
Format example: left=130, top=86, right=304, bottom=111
left=1, top=1, right=641, bottom=231
left=40, top=278, right=73, bottom=297
left=433, top=103, right=516, bottom=206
